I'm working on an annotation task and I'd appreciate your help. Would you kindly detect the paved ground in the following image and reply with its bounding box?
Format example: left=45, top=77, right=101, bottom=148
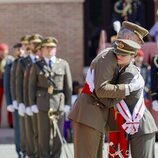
left=0, top=128, right=158, bottom=158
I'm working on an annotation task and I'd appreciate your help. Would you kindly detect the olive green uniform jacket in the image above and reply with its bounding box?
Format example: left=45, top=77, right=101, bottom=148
left=69, top=48, right=125, bottom=133
left=29, top=57, right=72, bottom=111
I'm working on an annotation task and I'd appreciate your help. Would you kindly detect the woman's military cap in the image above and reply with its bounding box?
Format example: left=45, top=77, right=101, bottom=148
left=113, top=39, right=141, bottom=56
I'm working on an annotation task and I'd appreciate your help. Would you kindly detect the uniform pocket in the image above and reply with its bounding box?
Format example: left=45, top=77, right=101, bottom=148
left=54, top=69, right=65, bottom=82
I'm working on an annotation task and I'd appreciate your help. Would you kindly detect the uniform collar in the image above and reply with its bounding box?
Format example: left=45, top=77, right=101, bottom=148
left=44, top=56, right=56, bottom=65
left=29, top=53, right=38, bottom=63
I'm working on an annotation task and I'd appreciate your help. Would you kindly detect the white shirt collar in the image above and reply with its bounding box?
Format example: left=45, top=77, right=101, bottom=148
left=44, top=57, right=50, bottom=65
left=51, top=56, right=57, bottom=63
left=29, top=54, right=38, bottom=63
left=44, top=56, right=56, bottom=65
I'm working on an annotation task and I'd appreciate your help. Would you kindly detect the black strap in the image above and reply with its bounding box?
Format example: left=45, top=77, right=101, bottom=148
left=36, top=61, right=56, bottom=87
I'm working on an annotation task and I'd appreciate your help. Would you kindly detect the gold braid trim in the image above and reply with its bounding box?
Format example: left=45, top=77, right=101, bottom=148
left=117, top=47, right=136, bottom=55
left=134, top=30, right=143, bottom=41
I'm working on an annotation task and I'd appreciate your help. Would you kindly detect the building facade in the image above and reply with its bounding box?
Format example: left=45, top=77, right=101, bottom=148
left=0, top=0, right=157, bottom=81
left=0, top=0, right=84, bottom=82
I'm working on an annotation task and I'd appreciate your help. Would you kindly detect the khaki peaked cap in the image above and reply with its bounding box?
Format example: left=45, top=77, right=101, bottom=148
left=20, top=35, right=31, bottom=44
left=41, top=37, right=58, bottom=47
left=29, top=34, right=43, bottom=43
left=122, top=21, right=149, bottom=44
left=113, top=39, right=141, bottom=56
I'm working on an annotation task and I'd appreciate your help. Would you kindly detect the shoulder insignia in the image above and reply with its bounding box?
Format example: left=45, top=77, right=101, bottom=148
left=57, top=58, right=63, bottom=63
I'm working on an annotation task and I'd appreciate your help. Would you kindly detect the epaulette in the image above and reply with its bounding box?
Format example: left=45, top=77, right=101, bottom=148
left=153, top=55, right=158, bottom=68
left=56, top=58, right=64, bottom=64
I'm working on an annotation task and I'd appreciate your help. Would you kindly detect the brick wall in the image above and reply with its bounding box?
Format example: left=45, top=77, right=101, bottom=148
left=0, top=0, right=84, bottom=82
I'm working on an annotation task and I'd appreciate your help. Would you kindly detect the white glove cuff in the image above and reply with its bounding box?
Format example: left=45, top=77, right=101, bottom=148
left=7, top=105, right=15, bottom=112
left=31, top=105, right=39, bottom=113
left=26, top=107, right=33, bottom=116
left=125, top=84, right=130, bottom=96
left=18, top=103, right=25, bottom=116
left=13, top=100, right=18, bottom=109
left=64, top=105, right=70, bottom=113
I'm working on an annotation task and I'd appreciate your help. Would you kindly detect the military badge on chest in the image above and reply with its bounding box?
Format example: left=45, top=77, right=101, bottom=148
left=36, top=60, right=57, bottom=93
left=43, top=65, right=54, bottom=77
left=48, top=85, right=54, bottom=94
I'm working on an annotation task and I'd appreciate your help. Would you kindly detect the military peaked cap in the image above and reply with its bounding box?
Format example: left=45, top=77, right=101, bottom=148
left=29, top=34, right=43, bottom=43
left=41, top=37, right=58, bottom=47
left=113, top=39, right=141, bottom=56
left=20, top=35, right=31, bottom=44
left=122, top=21, right=149, bottom=44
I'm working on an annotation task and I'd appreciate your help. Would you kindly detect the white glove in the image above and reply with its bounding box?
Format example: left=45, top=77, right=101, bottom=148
left=128, top=74, right=145, bottom=93
left=86, top=68, right=94, bottom=92
left=7, top=105, right=15, bottom=112
left=152, top=100, right=158, bottom=111
left=12, top=100, right=18, bottom=110
left=64, top=105, right=71, bottom=120
left=25, top=107, right=33, bottom=116
left=64, top=105, right=70, bottom=114
left=31, top=105, right=39, bottom=113
left=18, top=103, right=26, bottom=116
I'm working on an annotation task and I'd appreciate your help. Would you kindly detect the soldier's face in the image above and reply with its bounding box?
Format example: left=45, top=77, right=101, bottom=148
left=22, top=43, right=29, bottom=51
left=36, top=49, right=43, bottom=58
left=42, top=46, right=56, bottom=58
left=116, top=54, right=134, bottom=67
left=29, top=43, right=35, bottom=50
left=13, top=48, right=21, bottom=57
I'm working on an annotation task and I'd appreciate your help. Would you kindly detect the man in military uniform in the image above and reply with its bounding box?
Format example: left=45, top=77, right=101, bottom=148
left=10, top=43, right=23, bottom=157
left=23, top=34, right=43, bottom=158
left=68, top=21, right=150, bottom=158
left=16, top=35, right=31, bottom=157
left=29, top=37, right=72, bottom=158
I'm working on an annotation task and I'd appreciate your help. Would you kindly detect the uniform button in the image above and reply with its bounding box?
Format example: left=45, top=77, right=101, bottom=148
left=96, top=103, right=99, bottom=106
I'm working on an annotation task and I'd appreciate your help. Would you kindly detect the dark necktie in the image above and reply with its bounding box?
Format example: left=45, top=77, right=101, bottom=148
left=34, top=57, right=37, bottom=62
left=49, top=60, right=52, bottom=69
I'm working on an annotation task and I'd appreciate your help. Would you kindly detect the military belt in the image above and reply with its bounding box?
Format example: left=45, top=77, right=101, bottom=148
left=37, top=87, right=63, bottom=94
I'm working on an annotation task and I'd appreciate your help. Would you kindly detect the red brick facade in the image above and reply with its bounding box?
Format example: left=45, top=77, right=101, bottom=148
left=0, top=0, right=84, bottom=82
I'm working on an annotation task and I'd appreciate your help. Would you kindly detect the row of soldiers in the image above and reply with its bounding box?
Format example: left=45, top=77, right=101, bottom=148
left=3, top=34, right=72, bottom=158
